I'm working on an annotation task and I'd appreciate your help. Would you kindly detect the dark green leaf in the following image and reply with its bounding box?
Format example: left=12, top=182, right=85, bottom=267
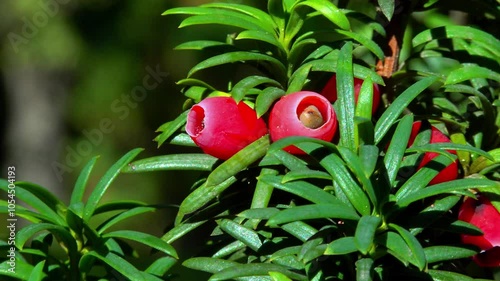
left=412, top=26, right=500, bottom=60
left=427, top=269, right=474, bottom=281
left=2, top=184, right=65, bottom=226
left=384, top=115, right=414, bottom=187
left=359, top=145, right=379, bottom=178
left=179, top=13, right=273, bottom=34
left=398, top=179, right=498, bottom=208
left=338, top=147, right=378, bottom=207
left=269, top=271, right=293, bottom=281
left=103, top=230, right=178, bottom=258
left=238, top=208, right=280, bottom=220
left=145, top=256, right=178, bottom=276
left=281, top=221, right=317, bottom=242
left=175, top=40, right=230, bottom=51
left=16, top=223, right=77, bottom=254
left=300, top=59, right=385, bottom=85
left=424, top=245, right=478, bottom=264
left=355, top=77, right=374, bottom=120
left=155, top=111, right=188, bottom=147
left=295, top=0, right=350, bottom=30
left=320, top=153, right=371, bottom=216
left=377, top=0, right=394, bottom=20
left=250, top=169, right=279, bottom=227
left=409, top=195, right=461, bottom=236
left=258, top=175, right=346, bottom=205
left=232, top=76, right=282, bottom=102
left=17, top=182, right=67, bottom=216
left=267, top=204, right=360, bottom=226
left=0, top=259, right=36, bottom=280
left=210, top=263, right=307, bottom=281
left=170, top=133, right=197, bottom=147
left=178, top=136, right=270, bottom=220
left=395, top=154, right=451, bottom=201
left=336, top=30, right=384, bottom=59
left=355, top=216, right=382, bottom=255
left=287, top=64, right=311, bottom=93
left=255, top=87, right=286, bottom=117
left=212, top=241, right=246, bottom=259
left=123, top=154, right=219, bottom=173
left=97, top=206, right=156, bottom=233
left=82, top=148, right=143, bottom=222
left=281, top=169, right=332, bottom=182
left=80, top=251, right=163, bottom=281
left=201, top=2, right=277, bottom=33
left=445, top=64, right=500, bottom=85
left=70, top=156, right=98, bottom=208
left=325, top=236, right=357, bottom=255
left=183, top=257, right=239, bottom=273
left=389, top=224, right=426, bottom=270
left=162, top=220, right=207, bottom=244
left=336, top=42, right=356, bottom=151
left=375, top=231, right=413, bottom=267
left=406, top=143, right=492, bottom=161
left=374, top=76, right=439, bottom=144
left=219, top=219, right=262, bottom=251
left=356, top=258, right=374, bottom=281
left=236, top=30, right=283, bottom=50
left=188, top=52, right=286, bottom=79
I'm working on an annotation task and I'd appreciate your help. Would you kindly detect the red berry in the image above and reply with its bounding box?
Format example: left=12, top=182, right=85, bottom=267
left=269, top=91, right=337, bottom=154
left=458, top=195, right=500, bottom=267
left=320, top=75, right=381, bottom=113
left=186, top=97, right=268, bottom=160
left=408, top=121, right=458, bottom=185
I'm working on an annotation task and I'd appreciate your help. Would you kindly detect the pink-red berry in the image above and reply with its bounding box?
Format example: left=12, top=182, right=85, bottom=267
left=186, top=97, right=268, bottom=160
left=458, top=195, right=500, bottom=267
left=269, top=91, right=337, bottom=154
left=408, top=121, right=458, bottom=185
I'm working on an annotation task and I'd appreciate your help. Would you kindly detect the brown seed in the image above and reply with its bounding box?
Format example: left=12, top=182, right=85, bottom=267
left=299, top=105, right=324, bottom=129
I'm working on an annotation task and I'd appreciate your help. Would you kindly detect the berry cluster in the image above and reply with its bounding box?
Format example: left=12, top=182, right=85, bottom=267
left=185, top=76, right=499, bottom=268
left=186, top=75, right=374, bottom=159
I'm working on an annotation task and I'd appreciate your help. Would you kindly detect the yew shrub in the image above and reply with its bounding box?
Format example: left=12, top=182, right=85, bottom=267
left=1, top=0, right=500, bottom=280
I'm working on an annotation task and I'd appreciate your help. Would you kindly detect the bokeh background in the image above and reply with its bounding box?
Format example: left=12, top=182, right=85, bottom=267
left=0, top=0, right=260, bottom=279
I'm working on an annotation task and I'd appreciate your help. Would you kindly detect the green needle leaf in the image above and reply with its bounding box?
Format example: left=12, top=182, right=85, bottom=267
left=103, top=230, right=178, bottom=258
left=82, top=148, right=143, bottom=222
left=375, top=76, right=439, bottom=144
left=355, top=216, right=382, bottom=255
left=123, top=154, right=219, bottom=173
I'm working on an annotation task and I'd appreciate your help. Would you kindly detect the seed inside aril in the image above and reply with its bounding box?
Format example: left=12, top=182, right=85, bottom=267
left=299, top=105, right=324, bottom=129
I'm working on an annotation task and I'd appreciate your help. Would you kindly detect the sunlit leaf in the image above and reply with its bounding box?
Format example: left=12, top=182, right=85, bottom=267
left=219, top=219, right=262, bottom=251
left=123, top=154, right=219, bottom=173
left=412, top=26, right=500, bottom=60
left=294, top=0, right=350, bottom=30
left=445, top=64, right=500, bottom=85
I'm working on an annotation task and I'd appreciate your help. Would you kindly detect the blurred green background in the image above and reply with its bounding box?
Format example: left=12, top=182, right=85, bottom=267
left=0, top=0, right=258, bottom=279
